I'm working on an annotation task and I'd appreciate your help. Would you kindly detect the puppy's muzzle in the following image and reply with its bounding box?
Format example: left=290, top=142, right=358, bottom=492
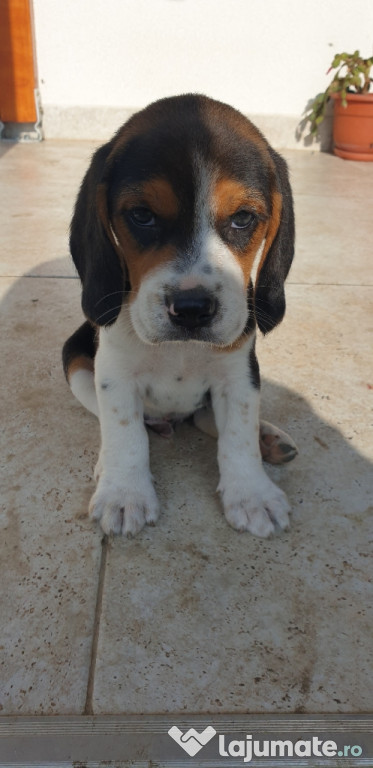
left=166, top=289, right=218, bottom=330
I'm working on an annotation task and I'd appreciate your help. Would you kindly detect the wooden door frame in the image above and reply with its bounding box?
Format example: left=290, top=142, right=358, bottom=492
left=0, top=0, right=42, bottom=138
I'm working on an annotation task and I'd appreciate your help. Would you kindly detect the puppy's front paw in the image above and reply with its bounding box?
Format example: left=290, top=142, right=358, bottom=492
left=89, top=476, right=160, bottom=537
left=221, top=475, right=290, bottom=538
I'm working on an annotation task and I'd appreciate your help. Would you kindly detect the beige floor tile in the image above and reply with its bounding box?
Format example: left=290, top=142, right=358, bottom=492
left=0, top=274, right=102, bottom=714
left=281, top=150, right=373, bottom=287
left=290, top=195, right=373, bottom=286
left=0, top=142, right=97, bottom=277
left=283, top=148, right=373, bottom=201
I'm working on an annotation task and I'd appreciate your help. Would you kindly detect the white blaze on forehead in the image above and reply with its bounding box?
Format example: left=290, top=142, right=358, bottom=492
left=193, top=151, right=215, bottom=229
left=185, top=152, right=245, bottom=288
left=185, top=154, right=214, bottom=264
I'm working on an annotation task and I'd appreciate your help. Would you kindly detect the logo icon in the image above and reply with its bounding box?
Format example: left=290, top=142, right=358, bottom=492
left=168, top=725, right=217, bottom=756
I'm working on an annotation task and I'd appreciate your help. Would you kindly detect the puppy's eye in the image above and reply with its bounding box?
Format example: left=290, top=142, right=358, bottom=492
left=231, top=210, right=255, bottom=229
left=129, top=207, right=156, bottom=227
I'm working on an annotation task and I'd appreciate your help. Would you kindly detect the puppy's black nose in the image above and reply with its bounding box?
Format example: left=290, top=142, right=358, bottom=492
left=166, top=289, right=217, bottom=329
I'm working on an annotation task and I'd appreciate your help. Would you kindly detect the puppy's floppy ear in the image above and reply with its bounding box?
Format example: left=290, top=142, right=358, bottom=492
left=254, top=149, right=295, bottom=334
left=70, top=142, right=126, bottom=326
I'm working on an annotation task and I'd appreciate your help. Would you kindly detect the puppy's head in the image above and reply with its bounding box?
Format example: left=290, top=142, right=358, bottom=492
left=70, top=94, right=294, bottom=345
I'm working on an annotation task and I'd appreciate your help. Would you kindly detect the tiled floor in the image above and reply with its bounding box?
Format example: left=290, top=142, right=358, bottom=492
left=1, top=141, right=372, bottom=720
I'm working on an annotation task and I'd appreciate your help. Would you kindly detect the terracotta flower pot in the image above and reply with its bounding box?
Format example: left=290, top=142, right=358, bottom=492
left=332, top=92, right=373, bottom=161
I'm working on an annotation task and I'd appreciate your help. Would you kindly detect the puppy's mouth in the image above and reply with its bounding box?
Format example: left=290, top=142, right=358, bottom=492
left=161, top=324, right=217, bottom=344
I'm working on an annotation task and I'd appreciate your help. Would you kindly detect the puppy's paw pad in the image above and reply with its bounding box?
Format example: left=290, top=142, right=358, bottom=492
left=259, top=420, right=298, bottom=465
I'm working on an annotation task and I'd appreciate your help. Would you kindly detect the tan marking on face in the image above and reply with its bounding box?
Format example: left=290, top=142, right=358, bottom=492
left=109, top=177, right=180, bottom=296
left=117, top=178, right=179, bottom=220
left=111, top=215, right=177, bottom=297
left=67, top=355, right=94, bottom=381
left=214, top=178, right=267, bottom=219
left=213, top=175, right=269, bottom=288
left=125, top=242, right=176, bottom=298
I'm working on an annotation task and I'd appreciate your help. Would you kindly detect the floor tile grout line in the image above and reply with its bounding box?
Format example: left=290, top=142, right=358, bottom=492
left=0, top=274, right=372, bottom=288
left=84, top=534, right=109, bottom=716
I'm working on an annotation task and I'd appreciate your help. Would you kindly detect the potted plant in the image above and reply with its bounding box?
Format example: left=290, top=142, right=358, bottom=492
left=306, top=50, right=373, bottom=160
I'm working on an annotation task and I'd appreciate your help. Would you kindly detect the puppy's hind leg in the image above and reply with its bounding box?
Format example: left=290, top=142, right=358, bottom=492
left=62, top=321, right=99, bottom=417
left=193, top=407, right=298, bottom=465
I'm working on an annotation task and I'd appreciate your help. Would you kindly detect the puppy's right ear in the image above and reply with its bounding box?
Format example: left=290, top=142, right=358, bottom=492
left=70, top=142, right=125, bottom=326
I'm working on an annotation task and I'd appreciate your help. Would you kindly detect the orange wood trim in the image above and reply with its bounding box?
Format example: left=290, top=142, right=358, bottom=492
left=0, top=0, right=37, bottom=123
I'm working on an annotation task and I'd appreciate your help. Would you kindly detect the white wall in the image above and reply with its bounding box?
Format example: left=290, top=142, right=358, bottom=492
left=32, top=0, right=373, bottom=147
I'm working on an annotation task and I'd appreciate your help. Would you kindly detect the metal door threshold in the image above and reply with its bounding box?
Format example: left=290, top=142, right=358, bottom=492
left=0, top=714, right=372, bottom=767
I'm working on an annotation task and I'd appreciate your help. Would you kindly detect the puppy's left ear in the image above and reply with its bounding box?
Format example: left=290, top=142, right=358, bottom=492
left=254, top=149, right=295, bottom=334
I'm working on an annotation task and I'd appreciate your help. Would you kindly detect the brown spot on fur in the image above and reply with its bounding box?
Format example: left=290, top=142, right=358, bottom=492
left=111, top=221, right=176, bottom=298
left=118, top=178, right=179, bottom=219
left=212, top=175, right=269, bottom=292
left=214, top=178, right=267, bottom=219
left=67, top=355, right=94, bottom=381
left=110, top=177, right=179, bottom=295
left=120, top=419, right=129, bottom=427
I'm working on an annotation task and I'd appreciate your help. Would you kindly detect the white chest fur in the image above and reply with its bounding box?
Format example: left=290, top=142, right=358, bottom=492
left=96, top=314, right=229, bottom=420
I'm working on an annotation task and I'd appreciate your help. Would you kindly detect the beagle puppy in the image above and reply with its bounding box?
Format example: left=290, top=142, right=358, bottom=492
left=63, top=94, right=295, bottom=538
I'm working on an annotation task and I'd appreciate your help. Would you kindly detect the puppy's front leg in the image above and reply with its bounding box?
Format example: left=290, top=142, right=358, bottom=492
left=212, top=348, right=290, bottom=538
left=88, top=344, right=160, bottom=537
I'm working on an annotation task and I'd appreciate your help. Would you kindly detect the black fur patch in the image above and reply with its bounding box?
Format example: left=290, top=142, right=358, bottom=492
left=62, top=321, right=97, bottom=381
left=248, top=338, right=260, bottom=389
